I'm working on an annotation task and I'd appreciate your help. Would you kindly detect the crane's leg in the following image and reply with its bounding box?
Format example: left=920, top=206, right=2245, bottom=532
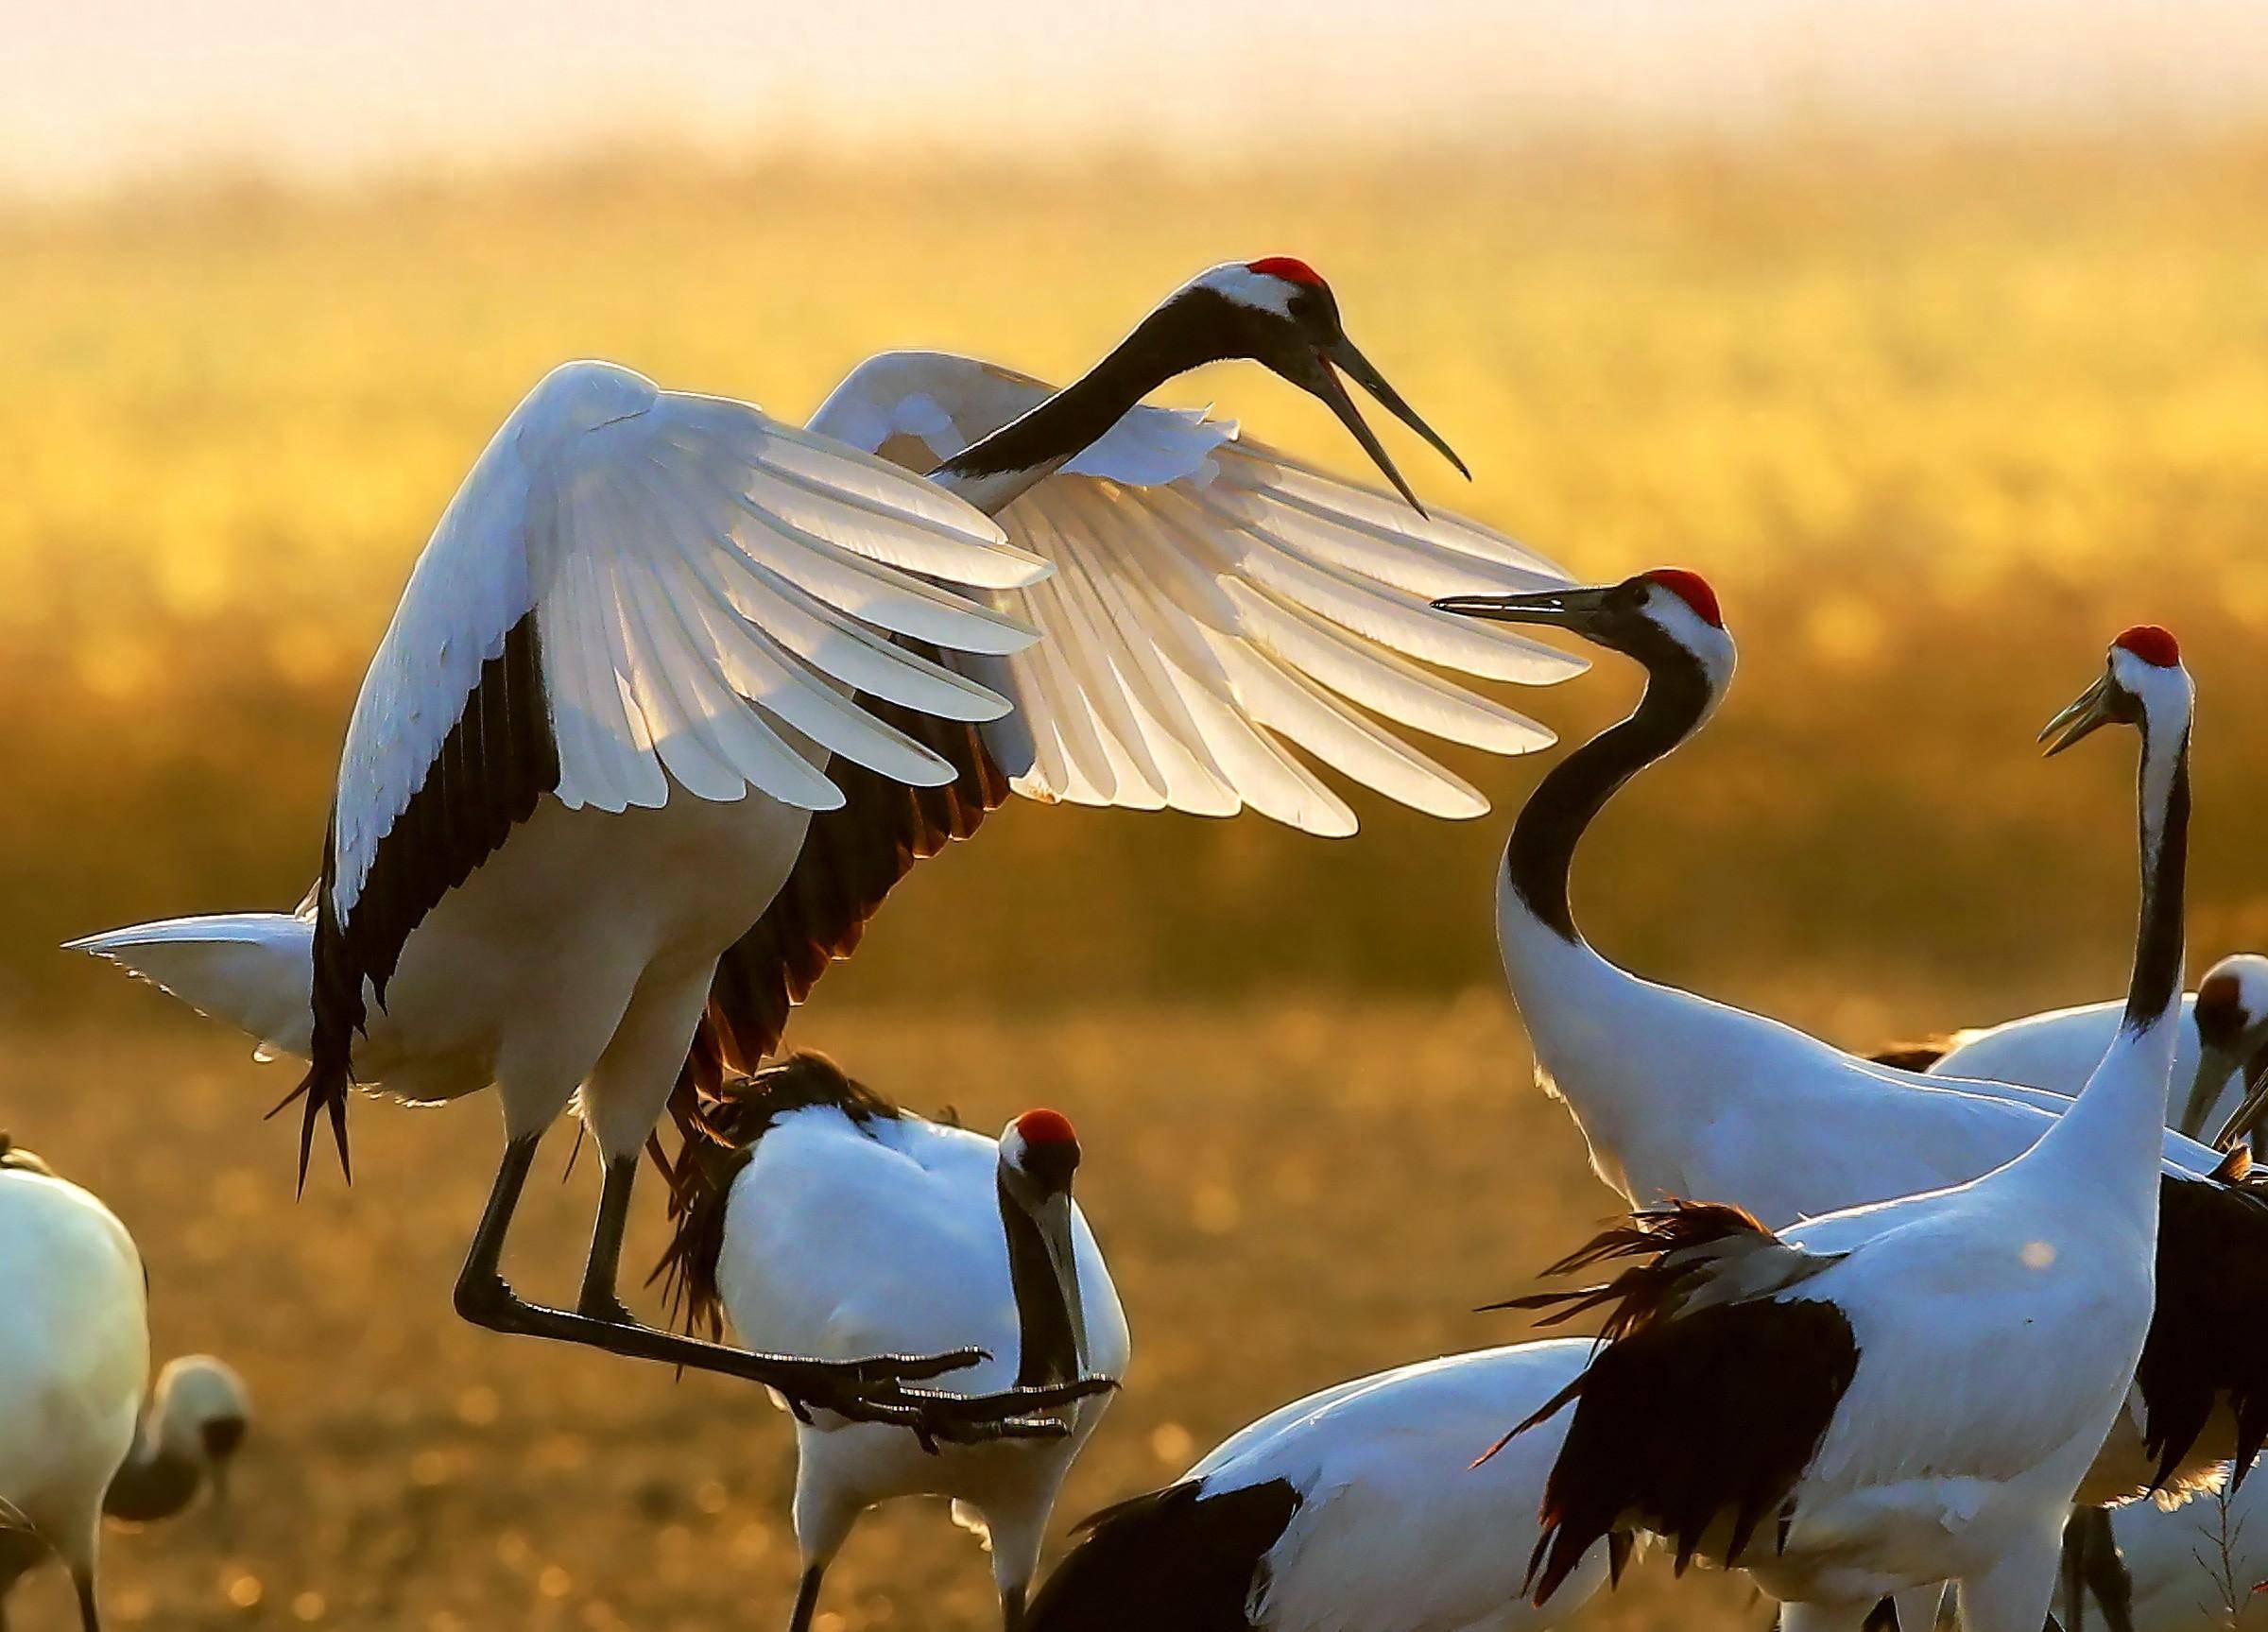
left=452, top=1137, right=1108, bottom=1443
left=785, top=1569, right=825, bottom=1632
left=72, top=1569, right=99, bottom=1632
left=2058, top=1507, right=2134, bottom=1632
left=574, top=1153, right=641, bottom=1325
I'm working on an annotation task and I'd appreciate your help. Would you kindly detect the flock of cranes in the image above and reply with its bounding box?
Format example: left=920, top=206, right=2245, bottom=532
left=13, top=255, right=2261, bottom=1631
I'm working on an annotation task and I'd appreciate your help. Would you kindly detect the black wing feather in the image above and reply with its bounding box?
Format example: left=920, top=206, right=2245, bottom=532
left=282, top=610, right=559, bottom=1187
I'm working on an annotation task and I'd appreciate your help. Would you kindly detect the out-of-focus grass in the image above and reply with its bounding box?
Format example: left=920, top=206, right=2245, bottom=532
left=8, top=139, right=2268, bottom=1023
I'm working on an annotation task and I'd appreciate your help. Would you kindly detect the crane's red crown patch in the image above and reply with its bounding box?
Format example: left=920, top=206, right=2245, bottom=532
left=2113, top=626, right=2179, bottom=667
left=1014, top=1108, right=1078, bottom=1147
left=1247, top=256, right=1327, bottom=288
left=1641, top=569, right=1724, bottom=629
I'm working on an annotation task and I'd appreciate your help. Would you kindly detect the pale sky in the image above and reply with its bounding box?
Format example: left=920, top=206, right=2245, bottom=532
left=8, top=0, right=2265, bottom=195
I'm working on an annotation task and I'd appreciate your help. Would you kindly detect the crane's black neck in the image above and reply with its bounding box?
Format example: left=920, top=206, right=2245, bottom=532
left=999, top=1176, right=1082, bottom=1390
left=1506, top=632, right=1719, bottom=944
left=2123, top=723, right=2190, bottom=1034
left=935, top=292, right=1238, bottom=504
left=103, top=1431, right=203, bottom=1523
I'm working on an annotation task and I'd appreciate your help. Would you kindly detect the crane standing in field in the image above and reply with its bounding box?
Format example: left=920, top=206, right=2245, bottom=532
left=654, top=1055, right=1125, bottom=1632
left=2, top=1356, right=254, bottom=1629
left=75, top=259, right=1576, bottom=1436
left=1430, top=574, right=2268, bottom=1517
left=0, top=1140, right=150, bottom=1632
left=1495, top=627, right=2195, bottom=1632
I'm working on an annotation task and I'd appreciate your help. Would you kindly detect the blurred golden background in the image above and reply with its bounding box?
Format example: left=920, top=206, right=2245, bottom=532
left=7, top=2, right=2268, bottom=1626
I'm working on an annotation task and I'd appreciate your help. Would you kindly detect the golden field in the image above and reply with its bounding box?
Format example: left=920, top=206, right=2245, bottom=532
left=8, top=137, right=2268, bottom=1015
left=5, top=135, right=2268, bottom=1627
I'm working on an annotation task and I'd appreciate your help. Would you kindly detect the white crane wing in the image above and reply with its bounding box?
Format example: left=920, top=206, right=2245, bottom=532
left=809, top=351, right=1585, bottom=836
left=306, top=361, right=1047, bottom=1112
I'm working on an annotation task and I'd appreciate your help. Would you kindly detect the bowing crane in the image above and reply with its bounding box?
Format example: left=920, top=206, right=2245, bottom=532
left=652, top=1054, right=1125, bottom=1632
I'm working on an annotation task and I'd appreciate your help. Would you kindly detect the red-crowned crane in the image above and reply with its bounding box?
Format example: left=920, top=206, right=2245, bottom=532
left=1432, top=575, right=2268, bottom=1518
left=0, top=1139, right=148, bottom=1631
left=1873, top=953, right=2268, bottom=1145
left=73, top=260, right=1576, bottom=1437
left=1491, top=627, right=2194, bottom=1632
left=651, top=1056, right=1125, bottom=1632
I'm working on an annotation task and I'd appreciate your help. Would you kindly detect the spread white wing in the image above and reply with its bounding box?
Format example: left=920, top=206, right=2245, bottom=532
left=307, top=360, right=1049, bottom=1103
left=810, top=351, right=1584, bottom=837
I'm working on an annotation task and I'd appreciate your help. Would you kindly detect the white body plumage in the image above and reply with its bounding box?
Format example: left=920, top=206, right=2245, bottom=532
left=706, top=1093, right=1126, bottom=1628
left=0, top=1151, right=149, bottom=1626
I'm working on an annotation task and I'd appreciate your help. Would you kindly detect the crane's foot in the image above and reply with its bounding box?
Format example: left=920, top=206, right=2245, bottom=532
left=794, top=1372, right=1121, bottom=1452
left=455, top=1269, right=998, bottom=1396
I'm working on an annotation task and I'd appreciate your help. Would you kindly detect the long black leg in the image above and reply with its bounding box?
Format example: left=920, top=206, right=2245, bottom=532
left=72, top=1568, right=99, bottom=1632
left=576, top=1155, right=640, bottom=1323
left=786, top=1567, right=824, bottom=1632
left=2072, top=1507, right=2134, bottom=1632
left=1001, top=1581, right=1027, bottom=1632
left=451, top=1137, right=1108, bottom=1442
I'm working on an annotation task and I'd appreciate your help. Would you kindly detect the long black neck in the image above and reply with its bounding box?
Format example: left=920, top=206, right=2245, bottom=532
left=2123, top=723, right=2190, bottom=1033
left=934, top=294, right=1230, bottom=510
left=998, top=1176, right=1081, bottom=1390
left=103, top=1431, right=201, bottom=1523
left=1506, top=633, right=1718, bottom=943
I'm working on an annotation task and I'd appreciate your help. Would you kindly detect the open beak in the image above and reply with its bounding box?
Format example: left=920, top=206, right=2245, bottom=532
left=1431, top=583, right=1619, bottom=630
left=2040, top=674, right=2119, bottom=757
left=1289, top=335, right=1468, bottom=516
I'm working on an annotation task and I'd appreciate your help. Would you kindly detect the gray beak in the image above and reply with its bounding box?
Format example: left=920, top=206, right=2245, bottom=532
left=1431, top=583, right=1620, bottom=629
left=1034, top=1194, right=1091, bottom=1381
left=1288, top=335, right=1468, bottom=516
left=2212, top=1056, right=2268, bottom=1153
left=2040, top=674, right=2119, bottom=757
left=2177, top=1046, right=2244, bottom=1142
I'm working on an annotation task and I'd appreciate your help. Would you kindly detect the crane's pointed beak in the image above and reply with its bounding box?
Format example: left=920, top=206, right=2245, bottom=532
left=1431, top=584, right=1617, bottom=631
left=1284, top=335, right=1466, bottom=517
left=1326, top=335, right=1469, bottom=483
left=2212, top=1055, right=2268, bottom=1154
left=2040, top=675, right=2117, bottom=757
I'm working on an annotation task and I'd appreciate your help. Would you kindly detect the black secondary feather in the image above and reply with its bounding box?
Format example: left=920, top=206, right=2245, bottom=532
left=1022, top=1478, right=1302, bottom=1632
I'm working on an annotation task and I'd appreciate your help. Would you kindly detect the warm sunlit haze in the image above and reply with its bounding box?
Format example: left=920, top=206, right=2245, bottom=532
left=5, top=5, right=2267, bottom=1627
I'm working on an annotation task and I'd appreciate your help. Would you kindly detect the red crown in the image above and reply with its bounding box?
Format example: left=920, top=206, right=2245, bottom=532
left=1013, top=1108, right=1078, bottom=1147
left=1246, top=256, right=1326, bottom=288
left=1641, top=568, right=1724, bottom=629
left=2113, top=626, right=2179, bottom=667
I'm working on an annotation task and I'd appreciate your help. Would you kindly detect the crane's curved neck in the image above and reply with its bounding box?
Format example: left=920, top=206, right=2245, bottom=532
left=998, top=1177, right=1085, bottom=1390
left=2036, top=709, right=2190, bottom=1182
left=102, top=1422, right=202, bottom=1523
left=1505, top=632, right=1720, bottom=945
left=932, top=298, right=1227, bottom=516
left=2122, top=722, right=2189, bottom=1037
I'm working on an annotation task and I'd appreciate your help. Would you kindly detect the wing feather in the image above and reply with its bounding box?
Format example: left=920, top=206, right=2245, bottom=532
left=297, top=362, right=1040, bottom=1178
left=808, top=351, right=1579, bottom=832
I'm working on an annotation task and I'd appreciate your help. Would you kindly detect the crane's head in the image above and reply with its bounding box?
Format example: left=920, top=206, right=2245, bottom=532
left=2183, top=953, right=2268, bottom=1146
left=1430, top=568, right=1734, bottom=684
left=2196, top=956, right=2268, bottom=1055
left=1177, top=258, right=1469, bottom=513
left=2039, top=626, right=2190, bottom=757
left=999, top=1108, right=1080, bottom=1198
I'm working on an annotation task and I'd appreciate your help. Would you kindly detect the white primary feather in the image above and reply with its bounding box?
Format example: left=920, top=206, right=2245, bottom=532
left=808, top=351, right=1583, bottom=831
left=328, top=360, right=1051, bottom=921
